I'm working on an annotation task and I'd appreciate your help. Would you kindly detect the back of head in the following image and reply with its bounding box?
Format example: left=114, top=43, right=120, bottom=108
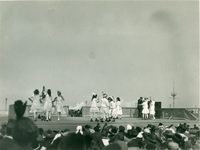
left=12, top=117, right=38, bottom=146
left=12, top=100, right=38, bottom=147
left=58, top=132, right=85, bottom=150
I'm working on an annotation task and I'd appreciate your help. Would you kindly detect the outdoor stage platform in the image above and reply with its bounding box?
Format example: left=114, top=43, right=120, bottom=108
left=0, top=116, right=199, bottom=132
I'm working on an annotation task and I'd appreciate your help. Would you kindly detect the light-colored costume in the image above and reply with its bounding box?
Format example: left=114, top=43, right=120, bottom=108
left=149, top=100, right=155, bottom=115
left=116, top=101, right=123, bottom=115
left=44, top=94, right=53, bottom=111
left=100, top=98, right=109, bottom=119
left=90, top=98, right=99, bottom=113
left=55, top=96, right=66, bottom=114
left=29, top=95, right=43, bottom=113
left=109, top=101, right=115, bottom=117
left=141, top=100, right=149, bottom=114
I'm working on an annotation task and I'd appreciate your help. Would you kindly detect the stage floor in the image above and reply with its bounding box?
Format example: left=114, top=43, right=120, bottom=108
left=0, top=116, right=199, bottom=132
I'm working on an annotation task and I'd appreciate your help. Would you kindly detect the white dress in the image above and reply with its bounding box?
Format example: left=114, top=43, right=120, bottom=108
left=44, top=94, right=53, bottom=111
left=90, top=98, right=99, bottom=113
left=29, top=95, right=43, bottom=113
left=116, top=101, right=123, bottom=115
left=141, top=101, right=149, bottom=114
left=55, top=96, right=66, bottom=114
left=149, top=101, right=155, bottom=115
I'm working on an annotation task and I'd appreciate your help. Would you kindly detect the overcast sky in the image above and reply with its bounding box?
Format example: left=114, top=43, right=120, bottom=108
left=0, top=1, right=199, bottom=110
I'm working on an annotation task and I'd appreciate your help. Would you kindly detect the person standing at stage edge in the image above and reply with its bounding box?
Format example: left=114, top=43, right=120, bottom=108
left=137, top=97, right=143, bottom=118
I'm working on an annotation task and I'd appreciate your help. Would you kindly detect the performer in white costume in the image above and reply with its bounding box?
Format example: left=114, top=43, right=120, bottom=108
left=108, top=96, right=115, bottom=122
left=53, top=91, right=65, bottom=121
left=148, top=99, right=155, bottom=119
left=44, top=89, right=53, bottom=121
left=29, top=89, right=43, bottom=121
left=140, top=97, right=149, bottom=120
left=116, top=97, right=123, bottom=119
left=100, top=92, right=109, bottom=122
left=89, top=93, right=99, bottom=122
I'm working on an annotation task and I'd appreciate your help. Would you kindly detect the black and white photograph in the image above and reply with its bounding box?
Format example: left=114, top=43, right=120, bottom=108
left=0, top=0, right=199, bottom=150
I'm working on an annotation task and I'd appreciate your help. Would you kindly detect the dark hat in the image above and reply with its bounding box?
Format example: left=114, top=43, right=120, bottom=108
left=94, top=126, right=100, bottom=132
left=43, top=129, right=55, bottom=138
left=119, top=126, right=125, bottom=132
left=163, top=130, right=173, bottom=136
left=172, top=134, right=182, bottom=143
left=85, top=125, right=92, bottom=129
left=146, top=134, right=157, bottom=144
left=158, top=123, right=163, bottom=126
left=111, top=127, right=118, bottom=134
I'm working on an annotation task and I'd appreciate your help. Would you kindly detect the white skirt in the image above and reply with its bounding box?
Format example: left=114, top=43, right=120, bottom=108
left=142, top=108, right=149, bottom=114
left=90, top=106, right=99, bottom=113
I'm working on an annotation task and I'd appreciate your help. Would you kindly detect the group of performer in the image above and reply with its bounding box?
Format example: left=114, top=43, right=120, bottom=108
left=89, top=92, right=123, bottom=122
left=28, top=86, right=65, bottom=122
left=137, top=96, right=155, bottom=120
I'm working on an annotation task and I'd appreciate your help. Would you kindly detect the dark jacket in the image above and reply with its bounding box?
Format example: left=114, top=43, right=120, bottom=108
left=0, top=137, right=18, bottom=150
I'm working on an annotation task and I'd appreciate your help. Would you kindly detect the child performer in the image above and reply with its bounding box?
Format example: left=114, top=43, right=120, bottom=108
left=53, top=91, right=65, bottom=121
left=100, top=92, right=109, bottom=122
left=29, top=89, right=43, bottom=121
left=89, top=93, right=99, bottom=122
left=149, top=99, right=155, bottom=119
left=116, top=97, right=123, bottom=119
left=44, top=89, right=53, bottom=121
left=108, top=96, right=115, bottom=122
left=140, top=97, right=149, bottom=120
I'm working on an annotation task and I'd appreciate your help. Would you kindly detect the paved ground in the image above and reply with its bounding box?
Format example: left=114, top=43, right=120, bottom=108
left=0, top=116, right=199, bottom=132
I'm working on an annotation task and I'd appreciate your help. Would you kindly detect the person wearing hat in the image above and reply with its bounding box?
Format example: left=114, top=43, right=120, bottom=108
left=89, top=93, right=100, bottom=122
left=53, top=90, right=65, bottom=121
left=42, top=129, right=56, bottom=148
left=137, top=97, right=143, bottom=118
left=100, top=92, right=109, bottom=122
left=91, top=124, right=105, bottom=150
left=161, top=129, right=174, bottom=149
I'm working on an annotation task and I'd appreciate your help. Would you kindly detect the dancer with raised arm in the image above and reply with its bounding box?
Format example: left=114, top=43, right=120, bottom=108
left=44, top=89, right=53, bottom=121
left=53, top=91, right=65, bottom=121
left=29, top=89, right=43, bottom=121
left=89, top=93, right=99, bottom=122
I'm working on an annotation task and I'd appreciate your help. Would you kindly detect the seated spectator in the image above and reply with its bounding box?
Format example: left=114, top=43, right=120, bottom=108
left=108, top=127, right=118, bottom=143
left=83, top=125, right=93, bottom=135
left=91, top=124, right=105, bottom=150
left=117, top=125, right=125, bottom=141
left=31, top=138, right=46, bottom=150
left=161, top=129, right=174, bottom=149
left=42, top=129, right=56, bottom=148
left=58, top=132, right=85, bottom=150
left=168, top=133, right=183, bottom=150
left=0, top=119, right=18, bottom=150
left=0, top=124, right=7, bottom=140
left=136, top=126, right=143, bottom=140
left=127, top=129, right=140, bottom=147
left=47, top=136, right=63, bottom=150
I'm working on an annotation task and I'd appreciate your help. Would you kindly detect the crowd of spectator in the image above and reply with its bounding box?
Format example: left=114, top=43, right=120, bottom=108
left=0, top=100, right=199, bottom=150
